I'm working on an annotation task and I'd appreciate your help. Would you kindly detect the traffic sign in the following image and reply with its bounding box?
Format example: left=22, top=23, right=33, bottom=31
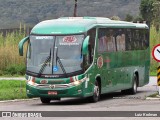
left=152, top=44, right=160, bottom=62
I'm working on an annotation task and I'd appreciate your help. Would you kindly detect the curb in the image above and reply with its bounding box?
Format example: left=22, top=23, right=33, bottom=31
left=146, top=97, right=160, bottom=100
left=0, top=98, right=39, bottom=103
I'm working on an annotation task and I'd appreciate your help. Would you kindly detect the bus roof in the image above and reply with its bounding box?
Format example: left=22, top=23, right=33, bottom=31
left=31, top=17, right=149, bottom=35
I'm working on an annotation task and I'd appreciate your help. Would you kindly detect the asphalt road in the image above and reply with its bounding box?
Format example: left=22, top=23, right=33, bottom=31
left=0, top=77, right=159, bottom=120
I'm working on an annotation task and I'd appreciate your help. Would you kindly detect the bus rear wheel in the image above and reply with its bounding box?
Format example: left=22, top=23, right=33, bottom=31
left=122, top=74, right=138, bottom=95
left=40, top=97, right=51, bottom=104
left=129, top=74, right=138, bottom=94
left=89, top=80, right=100, bottom=103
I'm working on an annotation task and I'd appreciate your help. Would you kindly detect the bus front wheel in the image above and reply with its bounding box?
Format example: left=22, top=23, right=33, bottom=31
left=89, top=80, right=100, bottom=103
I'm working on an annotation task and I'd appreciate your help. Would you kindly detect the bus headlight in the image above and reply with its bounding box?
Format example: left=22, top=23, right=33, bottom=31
left=27, top=77, right=37, bottom=86
left=73, top=81, right=81, bottom=86
left=69, top=80, right=82, bottom=86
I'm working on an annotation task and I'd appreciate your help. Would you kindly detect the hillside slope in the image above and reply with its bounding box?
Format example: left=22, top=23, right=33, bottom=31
left=0, top=0, right=141, bottom=28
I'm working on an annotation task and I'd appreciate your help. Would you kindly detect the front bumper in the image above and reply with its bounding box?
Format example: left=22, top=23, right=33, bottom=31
left=26, top=82, right=85, bottom=98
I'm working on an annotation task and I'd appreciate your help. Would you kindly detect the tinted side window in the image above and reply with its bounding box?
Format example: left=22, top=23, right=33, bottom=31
left=115, top=29, right=126, bottom=51
left=87, top=28, right=96, bottom=63
left=143, top=29, right=149, bottom=49
left=98, top=28, right=149, bottom=52
left=98, top=28, right=116, bottom=52
left=126, top=29, right=132, bottom=50
left=126, top=29, right=149, bottom=51
left=132, top=30, right=139, bottom=50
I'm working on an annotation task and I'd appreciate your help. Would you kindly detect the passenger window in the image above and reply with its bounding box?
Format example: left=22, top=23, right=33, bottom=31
left=126, top=29, right=132, bottom=50
left=116, top=29, right=126, bottom=51
left=86, top=28, right=96, bottom=64
left=98, top=28, right=116, bottom=52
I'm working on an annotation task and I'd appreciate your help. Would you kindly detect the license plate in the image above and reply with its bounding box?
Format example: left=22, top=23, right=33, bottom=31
left=48, top=91, right=57, bottom=95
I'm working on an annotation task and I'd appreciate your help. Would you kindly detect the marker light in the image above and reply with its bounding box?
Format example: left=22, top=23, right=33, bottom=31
left=70, top=77, right=74, bottom=83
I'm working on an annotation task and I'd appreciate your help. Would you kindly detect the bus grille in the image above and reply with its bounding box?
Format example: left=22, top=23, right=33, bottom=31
left=36, top=84, right=71, bottom=89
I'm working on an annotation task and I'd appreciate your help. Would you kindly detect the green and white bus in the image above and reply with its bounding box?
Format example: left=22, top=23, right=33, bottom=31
left=19, top=17, right=150, bottom=103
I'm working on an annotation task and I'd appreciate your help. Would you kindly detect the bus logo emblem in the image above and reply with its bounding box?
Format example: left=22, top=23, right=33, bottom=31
left=63, top=36, right=77, bottom=43
left=49, top=85, right=56, bottom=89
left=97, top=56, right=103, bottom=68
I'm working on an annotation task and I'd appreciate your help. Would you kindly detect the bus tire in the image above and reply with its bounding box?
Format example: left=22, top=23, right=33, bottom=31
left=129, top=74, right=138, bottom=94
left=89, top=80, right=100, bottom=103
left=40, top=97, right=51, bottom=104
left=122, top=74, right=138, bottom=95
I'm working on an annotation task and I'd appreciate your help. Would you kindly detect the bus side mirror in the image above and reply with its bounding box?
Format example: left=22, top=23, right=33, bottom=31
left=82, top=36, right=90, bottom=55
left=19, top=36, right=29, bottom=56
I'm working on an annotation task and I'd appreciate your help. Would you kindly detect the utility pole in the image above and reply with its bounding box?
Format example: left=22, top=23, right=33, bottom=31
left=74, top=0, right=77, bottom=17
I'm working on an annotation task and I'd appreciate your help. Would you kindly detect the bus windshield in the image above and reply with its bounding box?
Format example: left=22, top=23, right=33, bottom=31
left=27, top=35, right=84, bottom=77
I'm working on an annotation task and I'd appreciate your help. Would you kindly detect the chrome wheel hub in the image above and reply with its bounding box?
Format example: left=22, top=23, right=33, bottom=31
left=94, top=85, right=99, bottom=97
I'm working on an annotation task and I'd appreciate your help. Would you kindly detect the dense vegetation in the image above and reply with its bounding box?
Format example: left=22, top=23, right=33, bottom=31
left=0, top=0, right=141, bottom=28
left=0, top=26, right=26, bottom=76
left=150, top=26, right=160, bottom=75
left=138, top=0, right=160, bottom=75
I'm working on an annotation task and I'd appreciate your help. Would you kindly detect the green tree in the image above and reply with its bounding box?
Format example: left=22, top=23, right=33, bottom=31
left=140, top=0, right=154, bottom=25
left=125, top=14, right=134, bottom=22
left=133, top=15, right=144, bottom=23
left=152, top=0, right=160, bottom=31
left=110, top=16, right=121, bottom=21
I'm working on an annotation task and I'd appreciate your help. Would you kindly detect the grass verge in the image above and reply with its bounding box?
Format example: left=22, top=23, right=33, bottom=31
left=150, top=72, right=157, bottom=76
left=148, top=92, right=159, bottom=98
left=0, top=80, right=28, bottom=101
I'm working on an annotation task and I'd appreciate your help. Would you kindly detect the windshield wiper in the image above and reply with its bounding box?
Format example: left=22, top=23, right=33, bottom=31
left=38, top=48, right=51, bottom=77
left=55, top=48, right=67, bottom=77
